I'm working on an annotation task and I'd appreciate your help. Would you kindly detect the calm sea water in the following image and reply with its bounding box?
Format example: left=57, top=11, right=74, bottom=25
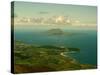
left=14, top=26, right=97, bottom=65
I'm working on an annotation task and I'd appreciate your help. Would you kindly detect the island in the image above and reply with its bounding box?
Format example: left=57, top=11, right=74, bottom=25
left=46, top=28, right=64, bottom=35
left=45, top=28, right=81, bottom=36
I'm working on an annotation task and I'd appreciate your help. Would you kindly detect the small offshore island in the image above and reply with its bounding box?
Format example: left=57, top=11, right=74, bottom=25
left=45, top=28, right=83, bottom=36
left=14, top=41, right=96, bottom=73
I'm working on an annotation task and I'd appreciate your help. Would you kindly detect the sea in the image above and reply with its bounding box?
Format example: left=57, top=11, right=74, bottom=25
left=14, top=25, right=97, bottom=65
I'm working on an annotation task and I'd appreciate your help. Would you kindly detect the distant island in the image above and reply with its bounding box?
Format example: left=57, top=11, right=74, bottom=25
left=46, top=28, right=64, bottom=35
left=45, top=28, right=80, bottom=36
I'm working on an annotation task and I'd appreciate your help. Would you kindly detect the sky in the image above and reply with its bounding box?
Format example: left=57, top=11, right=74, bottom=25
left=13, top=1, right=97, bottom=27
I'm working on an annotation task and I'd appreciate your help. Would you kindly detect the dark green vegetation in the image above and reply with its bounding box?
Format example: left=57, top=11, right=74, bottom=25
left=14, top=41, right=96, bottom=73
